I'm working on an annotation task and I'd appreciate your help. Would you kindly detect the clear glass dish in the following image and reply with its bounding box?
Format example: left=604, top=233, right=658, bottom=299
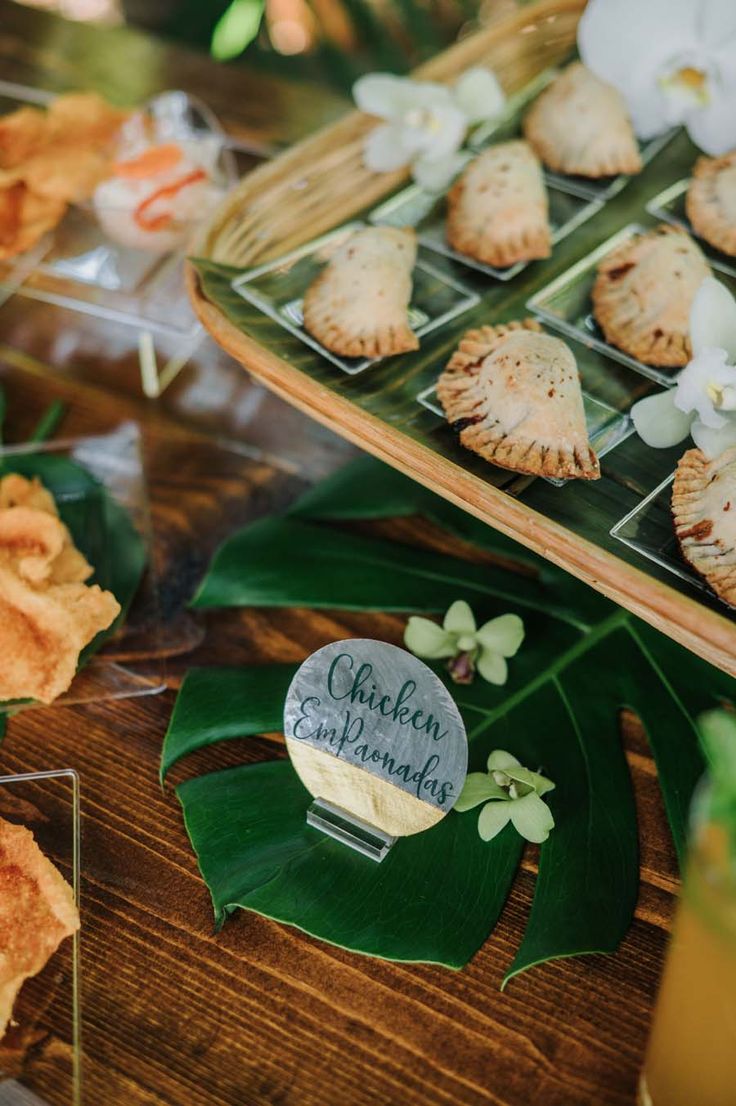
left=230, top=222, right=480, bottom=375
left=527, top=223, right=736, bottom=388
left=647, top=179, right=736, bottom=279
left=610, top=472, right=711, bottom=596
left=415, top=327, right=641, bottom=486
left=0, top=81, right=259, bottom=396
left=0, top=769, right=81, bottom=1106
left=0, top=423, right=165, bottom=712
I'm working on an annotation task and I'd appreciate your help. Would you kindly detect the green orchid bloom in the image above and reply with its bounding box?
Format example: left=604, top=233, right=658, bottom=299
left=404, top=600, right=524, bottom=686
left=455, top=749, right=556, bottom=844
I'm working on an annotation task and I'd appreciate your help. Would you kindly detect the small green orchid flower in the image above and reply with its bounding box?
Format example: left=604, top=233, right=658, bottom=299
left=455, top=749, right=555, bottom=844
left=404, top=600, right=524, bottom=686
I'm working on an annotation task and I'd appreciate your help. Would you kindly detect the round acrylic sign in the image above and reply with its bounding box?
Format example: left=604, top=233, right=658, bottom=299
left=283, top=639, right=468, bottom=837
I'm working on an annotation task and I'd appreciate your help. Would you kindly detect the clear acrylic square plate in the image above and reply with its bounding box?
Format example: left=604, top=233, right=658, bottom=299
left=0, top=423, right=166, bottom=712
left=647, top=179, right=736, bottom=279
left=0, top=81, right=244, bottom=343
left=231, top=222, right=480, bottom=374
left=416, top=324, right=640, bottom=486
left=527, top=223, right=736, bottom=387
left=610, top=473, right=712, bottom=597
left=369, top=174, right=603, bottom=283
left=0, top=770, right=81, bottom=1106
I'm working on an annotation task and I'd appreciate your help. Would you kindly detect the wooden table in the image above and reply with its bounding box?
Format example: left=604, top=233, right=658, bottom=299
left=0, top=5, right=677, bottom=1104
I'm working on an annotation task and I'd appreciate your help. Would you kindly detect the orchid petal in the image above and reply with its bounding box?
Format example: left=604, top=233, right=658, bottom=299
left=477, top=800, right=512, bottom=842
left=476, top=650, right=508, bottom=686
left=578, top=0, right=697, bottom=137
left=442, top=599, right=476, bottom=635
left=454, top=772, right=507, bottom=812
left=686, top=67, right=736, bottom=155
left=409, top=103, right=467, bottom=159
left=691, top=417, right=736, bottom=459
left=676, top=350, right=733, bottom=429
left=353, top=74, right=407, bottom=118
left=487, top=749, right=521, bottom=773
left=362, top=123, right=413, bottom=173
left=403, top=616, right=456, bottom=659
left=412, top=151, right=466, bottom=193
left=690, top=277, right=736, bottom=359
left=475, top=613, right=524, bottom=657
left=631, top=390, right=692, bottom=449
left=453, top=67, right=505, bottom=124
left=502, top=764, right=556, bottom=797
left=509, top=792, right=555, bottom=844
left=701, top=0, right=736, bottom=51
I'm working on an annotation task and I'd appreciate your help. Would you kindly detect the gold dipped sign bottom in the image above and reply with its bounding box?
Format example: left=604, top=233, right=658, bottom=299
left=284, top=639, right=468, bottom=840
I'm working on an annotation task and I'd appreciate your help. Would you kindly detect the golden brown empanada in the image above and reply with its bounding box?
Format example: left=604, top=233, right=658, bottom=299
left=446, top=140, right=551, bottom=268
left=592, top=225, right=711, bottom=368
left=523, top=62, right=641, bottom=179
left=686, top=150, right=736, bottom=257
left=437, top=319, right=599, bottom=480
left=303, top=226, right=419, bottom=359
left=672, top=447, right=736, bottom=607
left=0, top=816, right=79, bottom=1038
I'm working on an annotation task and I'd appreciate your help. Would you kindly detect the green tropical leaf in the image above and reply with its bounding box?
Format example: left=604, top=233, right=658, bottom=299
left=167, top=457, right=732, bottom=976
left=161, top=665, right=297, bottom=781
left=178, top=758, right=523, bottom=966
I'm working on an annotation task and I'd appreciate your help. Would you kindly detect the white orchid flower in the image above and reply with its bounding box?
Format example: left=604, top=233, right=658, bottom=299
left=578, top=0, right=736, bottom=155
left=354, top=68, right=505, bottom=191
left=632, top=278, right=736, bottom=458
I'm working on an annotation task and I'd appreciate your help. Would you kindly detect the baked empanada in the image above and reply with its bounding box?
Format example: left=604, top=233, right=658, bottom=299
left=303, top=226, right=419, bottom=359
left=523, top=62, right=641, bottom=180
left=0, top=474, right=92, bottom=585
left=0, top=816, right=79, bottom=1038
left=686, top=150, right=736, bottom=257
left=446, top=140, right=551, bottom=268
left=437, top=319, right=599, bottom=480
left=592, top=225, right=711, bottom=368
left=672, top=447, right=736, bottom=607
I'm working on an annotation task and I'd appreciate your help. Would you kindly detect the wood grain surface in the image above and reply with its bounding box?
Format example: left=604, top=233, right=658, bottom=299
left=0, top=5, right=684, bottom=1105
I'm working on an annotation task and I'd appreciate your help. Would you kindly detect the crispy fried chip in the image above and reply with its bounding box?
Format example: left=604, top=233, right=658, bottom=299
left=0, top=474, right=121, bottom=703
left=0, top=91, right=128, bottom=257
left=0, top=817, right=79, bottom=1038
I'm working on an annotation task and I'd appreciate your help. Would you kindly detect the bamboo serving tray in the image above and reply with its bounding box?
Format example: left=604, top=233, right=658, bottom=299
left=187, top=0, right=736, bottom=677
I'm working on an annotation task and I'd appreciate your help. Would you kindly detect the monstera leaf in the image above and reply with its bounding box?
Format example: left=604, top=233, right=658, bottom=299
left=164, top=458, right=733, bottom=977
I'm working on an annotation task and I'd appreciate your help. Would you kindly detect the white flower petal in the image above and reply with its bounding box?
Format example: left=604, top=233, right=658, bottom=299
left=409, top=103, right=467, bottom=160
left=453, top=67, right=505, bottom=124
left=475, top=613, right=524, bottom=657
left=701, top=0, right=736, bottom=49
left=411, top=151, right=466, bottom=193
left=362, top=123, right=413, bottom=173
left=401, top=80, right=455, bottom=112
left=675, top=348, right=736, bottom=428
left=690, top=277, right=736, bottom=359
left=477, top=800, right=512, bottom=842
left=403, top=616, right=456, bottom=659
left=691, top=417, right=736, bottom=459
left=578, top=0, right=696, bottom=137
left=487, top=749, right=520, bottom=773
left=509, top=792, right=555, bottom=844
left=476, top=650, right=508, bottom=686
left=443, top=599, right=476, bottom=635
left=631, top=390, right=692, bottom=449
left=686, top=67, right=736, bottom=155
left=353, top=74, right=407, bottom=119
